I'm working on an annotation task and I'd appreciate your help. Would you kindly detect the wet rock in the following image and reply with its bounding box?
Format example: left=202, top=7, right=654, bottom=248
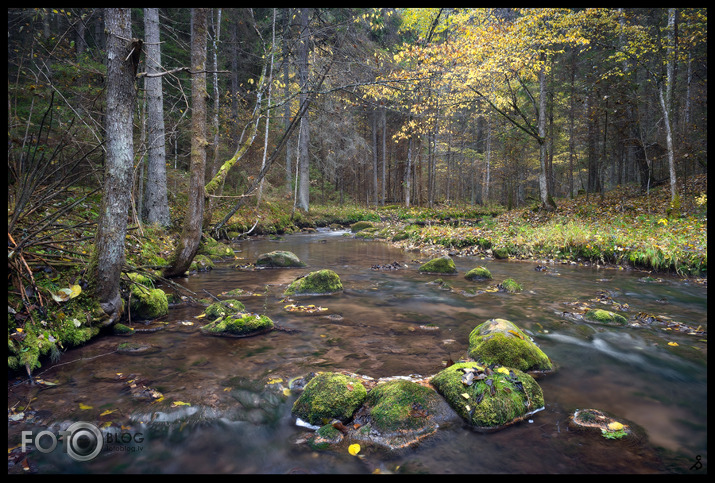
left=350, top=221, right=374, bottom=233
left=284, top=269, right=343, bottom=296
left=117, top=341, right=161, bottom=356
left=190, top=254, right=214, bottom=272
left=430, top=361, right=544, bottom=431
left=464, top=266, right=492, bottom=281
left=569, top=408, right=635, bottom=441
left=256, top=250, right=306, bottom=268
left=418, top=256, right=457, bottom=274
left=468, top=318, right=553, bottom=374
left=291, top=372, right=367, bottom=425
left=497, top=278, right=523, bottom=293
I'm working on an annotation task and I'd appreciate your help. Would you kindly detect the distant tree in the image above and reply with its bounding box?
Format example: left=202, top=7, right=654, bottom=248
left=142, top=7, right=170, bottom=226
left=163, top=8, right=208, bottom=278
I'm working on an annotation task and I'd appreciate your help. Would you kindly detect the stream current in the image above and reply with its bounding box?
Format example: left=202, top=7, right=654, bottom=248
left=8, top=229, right=707, bottom=473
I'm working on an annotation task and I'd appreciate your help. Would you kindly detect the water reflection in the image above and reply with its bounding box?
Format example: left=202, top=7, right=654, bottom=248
left=9, top=229, right=707, bottom=474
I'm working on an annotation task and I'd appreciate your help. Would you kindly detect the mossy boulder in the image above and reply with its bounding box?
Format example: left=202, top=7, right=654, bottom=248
left=418, top=256, right=457, bottom=274
left=256, top=250, right=305, bottom=268
left=127, top=273, right=168, bottom=320
left=464, top=266, right=492, bottom=281
left=204, top=299, right=246, bottom=319
left=350, top=221, right=373, bottom=233
left=198, top=235, right=234, bottom=258
left=200, top=313, right=274, bottom=338
left=430, top=362, right=544, bottom=431
left=190, top=254, right=214, bottom=271
left=492, top=247, right=510, bottom=259
left=292, top=372, right=367, bottom=425
left=468, top=319, right=553, bottom=374
left=498, top=278, right=522, bottom=293
left=584, top=308, right=628, bottom=326
left=284, top=270, right=343, bottom=296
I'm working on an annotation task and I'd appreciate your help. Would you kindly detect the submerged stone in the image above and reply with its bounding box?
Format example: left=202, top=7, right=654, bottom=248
left=430, top=362, right=544, bottom=431
left=468, top=319, right=553, bottom=374
left=203, top=299, right=246, bottom=319
left=418, top=256, right=457, bottom=274
left=291, top=372, right=367, bottom=425
left=284, top=269, right=343, bottom=295
left=256, top=250, right=305, bottom=268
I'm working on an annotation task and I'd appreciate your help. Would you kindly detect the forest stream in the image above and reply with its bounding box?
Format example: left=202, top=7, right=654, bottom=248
left=8, top=229, right=707, bottom=474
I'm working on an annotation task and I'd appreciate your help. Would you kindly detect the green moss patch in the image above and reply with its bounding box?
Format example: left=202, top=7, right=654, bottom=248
left=127, top=273, right=168, bottom=320
left=468, top=318, right=553, bottom=373
left=204, top=299, right=246, bottom=319
left=291, top=372, right=367, bottom=425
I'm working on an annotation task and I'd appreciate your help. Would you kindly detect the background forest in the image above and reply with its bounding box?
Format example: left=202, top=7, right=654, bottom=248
left=6, top=9, right=708, bottom=373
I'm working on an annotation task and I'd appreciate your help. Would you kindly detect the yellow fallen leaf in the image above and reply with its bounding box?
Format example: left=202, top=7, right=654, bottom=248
left=195, top=313, right=206, bottom=318
left=608, top=421, right=624, bottom=431
left=283, top=388, right=292, bottom=396
left=223, top=387, right=231, bottom=392
left=497, top=367, right=510, bottom=375
left=348, top=443, right=361, bottom=456
left=267, top=377, right=283, bottom=384
left=171, top=401, right=191, bottom=407
left=461, top=393, right=470, bottom=399
left=667, top=341, right=679, bottom=347
left=100, top=409, right=116, bottom=416
left=78, top=403, right=93, bottom=410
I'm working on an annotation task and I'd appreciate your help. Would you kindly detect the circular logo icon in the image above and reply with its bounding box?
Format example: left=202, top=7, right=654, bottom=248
left=65, top=422, right=103, bottom=462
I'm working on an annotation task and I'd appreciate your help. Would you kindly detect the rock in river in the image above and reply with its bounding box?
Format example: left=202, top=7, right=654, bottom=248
left=256, top=250, right=306, bottom=268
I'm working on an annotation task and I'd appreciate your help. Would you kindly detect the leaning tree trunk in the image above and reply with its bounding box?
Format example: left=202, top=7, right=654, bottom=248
left=90, top=8, right=139, bottom=325
left=163, top=8, right=208, bottom=278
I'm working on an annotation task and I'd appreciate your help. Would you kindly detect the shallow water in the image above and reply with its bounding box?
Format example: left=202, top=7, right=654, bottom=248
left=9, top=229, right=707, bottom=474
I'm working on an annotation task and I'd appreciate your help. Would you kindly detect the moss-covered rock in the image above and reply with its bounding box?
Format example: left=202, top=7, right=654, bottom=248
left=127, top=273, right=168, bottom=320
left=430, top=362, right=544, bottom=430
left=200, top=313, right=274, bottom=338
left=498, top=278, right=522, bottom=293
left=284, top=270, right=343, bottom=296
left=350, top=221, right=373, bottom=233
left=418, top=256, right=457, bottom=274
left=190, top=254, right=214, bottom=272
left=291, top=372, right=367, bottom=425
left=584, top=308, right=628, bottom=326
left=364, top=379, right=444, bottom=432
left=492, top=247, right=510, bottom=259
left=112, top=323, right=135, bottom=335
left=464, top=266, right=492, bottom=281
left=468, top=318, right=553, bottom=374
left=203, top=299, right=246, bottom=319
left=256, top=250, right=305, bottom=268
left=198, top=235, right=234, bottom=258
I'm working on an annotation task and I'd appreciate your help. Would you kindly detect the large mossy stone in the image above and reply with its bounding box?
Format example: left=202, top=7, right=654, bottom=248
left=284, top=269, right=343, bottom=295
left=292, top=372, right=367, bottom=425
left=464, top=266, right=492, bottom=281
left=256, top=250, right=305, bottom=268
left=127, top=273, right=168, bottom=320
left=200, top=313, right=274, bottom=338
left=418, top=256, right=457, bottom=274
left=468, top=318, right=553, bottom=374
left=430, top=362, right=544, bottom=431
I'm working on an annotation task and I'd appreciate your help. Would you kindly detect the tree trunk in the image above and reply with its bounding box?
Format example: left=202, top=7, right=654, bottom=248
left=296, top=8, right=311, bottom=212
left=90, top=8, right=137, bottom=325
left=661, top=8, right=678, bottom=212
left=537, top=52, right=556, bottom=210
left=163, top=8, right=208, bottom=278
left=142, top=8, right=170, bottom=226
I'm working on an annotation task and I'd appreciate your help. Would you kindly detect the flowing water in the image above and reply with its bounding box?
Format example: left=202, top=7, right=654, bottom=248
left=9, top=229, right=707, bottom=474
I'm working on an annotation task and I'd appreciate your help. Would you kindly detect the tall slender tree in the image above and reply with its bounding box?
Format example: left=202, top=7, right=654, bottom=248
left=142, top=7, right=170, bottom=226
left=163, top=8, right=208, bottom=278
